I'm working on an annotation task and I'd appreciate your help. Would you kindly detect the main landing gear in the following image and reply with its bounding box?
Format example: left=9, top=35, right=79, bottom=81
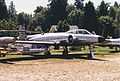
left=43, top=45, right=94, bottom=59
left=87, top=45, right=94, bottom=59
left=62, top=46, right=68, bottom=56
left=44, top=46, right=69, bottom=57
left=44, top=47, right=51, bottom=57
left=0, top=53, right=6, bottom=57
left=62, top=45, right=94, bottom=59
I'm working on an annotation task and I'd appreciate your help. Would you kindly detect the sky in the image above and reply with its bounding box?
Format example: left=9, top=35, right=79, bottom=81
left=5, top=0, right=120, bottom=14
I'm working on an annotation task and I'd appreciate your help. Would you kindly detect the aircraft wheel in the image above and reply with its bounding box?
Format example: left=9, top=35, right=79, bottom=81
left=0, top=54, right=2, bottom=57
left=44, top=51, right=51, bottom=57
left=87, top=54, right=93, bottom=59
left=2, top=54, right=6, bottom=57
left=62, top=51, right=68, bottom=56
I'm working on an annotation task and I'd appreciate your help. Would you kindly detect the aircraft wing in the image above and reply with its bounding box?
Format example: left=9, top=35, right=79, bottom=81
left=97, top=38, right=120, bottom=46
left=16, top=40, right=60, bottom=45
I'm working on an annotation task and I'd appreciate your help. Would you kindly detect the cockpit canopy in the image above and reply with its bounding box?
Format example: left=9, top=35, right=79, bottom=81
left=66, top=29, right=92, bottom=35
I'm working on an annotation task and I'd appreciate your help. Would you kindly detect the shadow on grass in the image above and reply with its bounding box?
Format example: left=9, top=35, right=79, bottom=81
left=0, top=54, right=108, bottom=64
left=109, top=51, right=120, bottom=53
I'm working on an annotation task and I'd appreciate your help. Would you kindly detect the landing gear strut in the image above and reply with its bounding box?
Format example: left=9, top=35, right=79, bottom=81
left=62, top=46, right=68, bottom=56
left=0, top=53, right=6, bottom=57
left=44, top=47, right=51, bottom=57
left=87, top=45, right=94, bottom=59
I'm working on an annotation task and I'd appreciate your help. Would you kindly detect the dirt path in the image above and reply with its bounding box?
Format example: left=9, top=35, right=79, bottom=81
left=0, top=55, right=120, bottom=81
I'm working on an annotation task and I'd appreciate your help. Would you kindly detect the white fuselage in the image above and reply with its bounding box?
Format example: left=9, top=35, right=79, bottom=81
left=27, top=29, right=104, bottom=45
left=29, top=33, right=98, bottom=42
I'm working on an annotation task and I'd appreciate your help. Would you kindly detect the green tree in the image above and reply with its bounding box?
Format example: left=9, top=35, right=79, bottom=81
left=0, top=0, right=8, bottom=20
left=66, top=4, right=75, bottom=14
left=113, top=19, right=120, bottom=38
left=114, top=1, right=119, bottom=8
left=34, top=6, right=43, bottom=14
left=0, top=19, right=17, bottom=36
left=8, top=1, right=17, bottom=19
left=35, top=26, right=43, bottom=33
left=63, top=20, right=70, bottom=31
left=17, top=12, right=32, bottom=28
left=109, top=6, right=116, bottom=20
left=57, top=20, right=69, bottom=32
left=98, top=1, right=109, bottom=16
left=48, top=0, right=68, bottom=24
left=17, top=13, right=25, bottom=25
left=99, top=16, right=115, bottom=38
left=67, top=8, right=83, bottom=28
left=74, top=0, right=84, bottom=10
left=33, top=8, right=51, bottom=32
left=29, top=19, right=37, bottom=31
left=57, top=20, right=63, bottom=32
left=115, top=8, right=120, bottom=37
left=83, top=1, right=98, bottom=33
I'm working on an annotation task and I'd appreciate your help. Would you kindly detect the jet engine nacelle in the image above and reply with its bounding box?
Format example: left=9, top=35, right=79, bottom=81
left=68, top=35, right=105, bottom=44
left=68, top=35, right=80, bottom=44
left=68, top=35, right=81, bottom=44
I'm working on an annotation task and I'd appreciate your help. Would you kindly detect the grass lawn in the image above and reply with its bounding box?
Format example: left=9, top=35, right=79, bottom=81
left=51, top=46, right=120, bottom=55
left=0, top=46, right=120, bottom=59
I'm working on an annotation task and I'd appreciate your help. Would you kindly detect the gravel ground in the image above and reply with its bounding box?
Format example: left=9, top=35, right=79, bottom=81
left=0, top=55, right=120, bottom=81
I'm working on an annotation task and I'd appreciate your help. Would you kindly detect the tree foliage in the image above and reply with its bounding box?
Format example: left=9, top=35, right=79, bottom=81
left=0, top=0, right=120, bottom=38
left=33, top=8, right=51, bottom=32
left=99, top=16, right=115, bottom=38
left=66, top=4, right=75, bottom=14
left=8, top=1, right=17, bottom=19
left=48, top=0, right=68, bottom=24
left=34, top=6, right=43, bottom=14
left=17, top=12, right=32, bottom=28
left=74, top=0, right=84, bottom=10
left=0, top=0, right=8, bottom=20
left=109, top=7, right=116, bottom=20
left=98, top=1, right=109, bottom=16
left=83, top=1, right=98, bottom=33
left=67, top=8, right=83, bottom=28
left=0, top=19, right=17, bottom=36
left=57, top=20, right=69, bottom=32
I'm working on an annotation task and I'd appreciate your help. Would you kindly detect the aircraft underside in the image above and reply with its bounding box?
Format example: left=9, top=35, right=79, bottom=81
left=41, top=44, right=95, bottom=59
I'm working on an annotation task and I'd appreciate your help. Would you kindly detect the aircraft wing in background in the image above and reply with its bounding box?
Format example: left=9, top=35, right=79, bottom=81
left=98, top=38, right=120, bottom=46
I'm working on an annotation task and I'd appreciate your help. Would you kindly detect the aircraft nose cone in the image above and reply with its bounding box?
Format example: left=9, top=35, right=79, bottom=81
left=98, top=36, right=105, bottom=43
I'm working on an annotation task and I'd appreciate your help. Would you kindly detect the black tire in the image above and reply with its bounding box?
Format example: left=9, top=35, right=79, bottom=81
left=44, top=51, right=51, bottom=57
left=62, top=51, right=68, bottom=56
left=2, top=54, right=6, bottom=57
left=87, top=54, right=93, bottom=60
left=0, top=54, right=2, bottom=57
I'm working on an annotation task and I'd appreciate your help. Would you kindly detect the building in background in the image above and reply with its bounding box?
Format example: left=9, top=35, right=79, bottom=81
left=49, top=25, right=78, bottom=33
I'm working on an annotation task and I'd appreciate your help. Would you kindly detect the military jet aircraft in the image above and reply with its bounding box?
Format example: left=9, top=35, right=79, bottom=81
left=16, top=29, right=105, bottom=59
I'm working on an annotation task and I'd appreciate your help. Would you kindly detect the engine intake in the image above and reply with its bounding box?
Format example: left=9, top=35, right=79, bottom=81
left=98, top=36, right=105, bottom=43
left=68, top=35, right=74, bottom=43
